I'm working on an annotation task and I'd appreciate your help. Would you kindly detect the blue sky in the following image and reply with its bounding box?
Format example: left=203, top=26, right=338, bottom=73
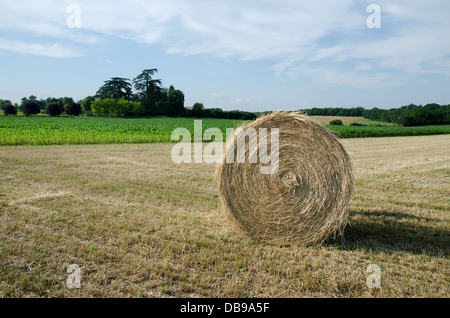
left=1, top=0, right=449, bottom=112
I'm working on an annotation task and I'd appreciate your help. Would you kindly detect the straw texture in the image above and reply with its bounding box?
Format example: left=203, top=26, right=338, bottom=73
left=217, top=112, right=354, bottom=245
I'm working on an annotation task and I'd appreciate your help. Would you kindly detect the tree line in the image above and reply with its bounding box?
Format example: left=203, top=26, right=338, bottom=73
left=1, top=67, right=448, bottom=125
left=0, top=96, right=82, bottom=117
left=0, top=68, right=257, bottom=120
left=302, top=104, right=450, bottom=126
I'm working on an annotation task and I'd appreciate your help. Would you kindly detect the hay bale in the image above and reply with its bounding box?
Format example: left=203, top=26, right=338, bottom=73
left=216, top=112, right=354, bottom=245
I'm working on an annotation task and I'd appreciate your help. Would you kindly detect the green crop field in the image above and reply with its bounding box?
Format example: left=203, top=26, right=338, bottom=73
left=329, top=124, right=450, bottom=138
left=0, top=116, right=245, bottom=146
left=1, top=115, right=449, bottom=146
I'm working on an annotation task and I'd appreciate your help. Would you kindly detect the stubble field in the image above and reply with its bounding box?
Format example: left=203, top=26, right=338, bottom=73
left=0, top=135, right=448, bottom=298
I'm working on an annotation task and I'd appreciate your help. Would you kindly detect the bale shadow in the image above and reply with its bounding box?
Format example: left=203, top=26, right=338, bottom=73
left=326, top=210, right=450, bottom=257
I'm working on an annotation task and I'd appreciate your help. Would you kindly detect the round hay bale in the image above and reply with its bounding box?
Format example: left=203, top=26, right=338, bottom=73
left=216, top=112, right=354, bottom=245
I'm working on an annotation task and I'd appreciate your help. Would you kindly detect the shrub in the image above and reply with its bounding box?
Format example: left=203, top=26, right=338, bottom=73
left=349, top=122, right=365, bottom=126
left=2, top=104, right=17, bottom=116
left=22, top=102, right=40, bottom=116
left=92, top=98, right=116, bottom=116
left=65, top=103, right=82, bottom=116
left=91, top=98, right=143, bottom=117
left=46, top=103, right=62, bottom=116
left=329, top=119, right=344, bottom=125
left=114, top=98, right=133, bottom=117
left=81, top=96, right=95, bottom=116
left=132, top=101, right=146, bottom=116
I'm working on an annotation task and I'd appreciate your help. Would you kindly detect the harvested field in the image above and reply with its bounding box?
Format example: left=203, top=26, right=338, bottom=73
left=0, top=135, right=448, bottom=297
left=310, top=116, right=368, bottom=125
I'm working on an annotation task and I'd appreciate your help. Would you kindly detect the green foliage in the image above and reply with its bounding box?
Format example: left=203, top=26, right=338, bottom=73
left=115, top=98, right=133, bottom=117
left=92, top=70, right=187, bottom=117
left=133, top=69, right=162, bottom=114
left=91, top=98, right=115, bottom=116
left=91, top=98, right=143, bottom=117
left=190, top=103, right=204, bottom=117
left=132, top=102, right=146, bottom=116
left=303, top=104, right=450, bottom=127
left=329, top=119, right=344, bottom=125
left=185, top=106, right=257, bottom=120
left=96, top=77, right=133, bottom=100
left=304, top=107, right=365, bottom=117
left=159, top=85, right=185, bottom=116
left=91, top=68, right=253, bottom=119
left=21, top=95, right=46, bottom=111
left=60, top=97, right=75, bottom=109
left=81, top=96, right=96, bottom=115
left=362, top=104, right=450, bottom=126
left=2, top=115, right=448, bottom=146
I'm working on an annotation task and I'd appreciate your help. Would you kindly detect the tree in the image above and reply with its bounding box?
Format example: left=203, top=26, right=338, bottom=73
left=21, top=95, right=37, bottom=104
left=91, top=98, right=143, bottom=117
left=156, top=87, right=168, bottom=115
left=156, top=85, right=185, bottom=116
left=46, top=103, right=62, bottom=116
left=132, top=102, right=146, bottom=116
left=205, top=108, right=225, bottom=119
left=22, top=101, right=40, bottom=116
left=61, top=97, right=75, bottom=110
left=81, top=96, right=96, bottom=115
left=167, top=86, right=185, bottom=116
left=191, top=102, right=204, bottom=117
left=133, top=69, right=162, bottom=115
left=2, top=104, right=17, bottom=116
left=329, top=119, right=343, bottom=125
left=91, top=98, right=116, bottom=116
left=96, top=77, right=133, bottom=100
left=0, top=99, right=12, bottom=110
left=45, top=97, right=63, bottom=114
left=65, top=102, right=82, bottom=116
left=20, top=95, right=46, bottom=111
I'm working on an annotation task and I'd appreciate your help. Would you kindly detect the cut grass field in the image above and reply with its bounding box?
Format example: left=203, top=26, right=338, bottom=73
left=1, top=115, right=449, bottom=146
left=0, top=135, right=448, bottom=298
left=310, top=116, right=369, bottom=125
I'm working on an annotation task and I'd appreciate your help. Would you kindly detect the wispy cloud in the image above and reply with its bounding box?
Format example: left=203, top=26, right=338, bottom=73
left=1, top=0, right=449, bottom=87
left=0, top=39, right=82, bottom=58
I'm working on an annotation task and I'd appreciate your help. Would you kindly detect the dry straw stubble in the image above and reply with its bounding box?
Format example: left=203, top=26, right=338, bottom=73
left=217, top=112, right=355, bottom=246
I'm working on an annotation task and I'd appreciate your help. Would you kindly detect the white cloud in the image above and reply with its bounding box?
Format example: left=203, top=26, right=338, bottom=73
left=290, top=64, right=400, bottom=90
left=97, top=57, right=114, bottom=64
left=0, top=0, right=449, bottom=87
left=0, top=39, right=82, bottom=58
left=0, top=0, right=359, bottom=59
left=355, top=63, right=373, bottom=71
